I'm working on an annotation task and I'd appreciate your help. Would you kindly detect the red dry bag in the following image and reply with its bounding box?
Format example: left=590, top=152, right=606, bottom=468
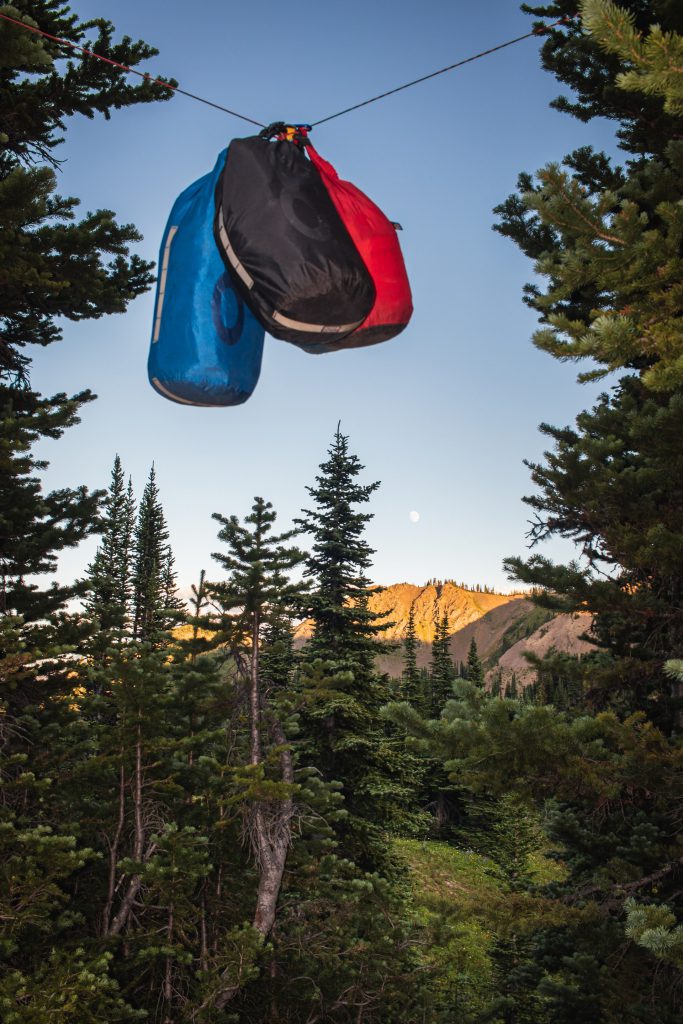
left=305, top=141, right=413, bottom=353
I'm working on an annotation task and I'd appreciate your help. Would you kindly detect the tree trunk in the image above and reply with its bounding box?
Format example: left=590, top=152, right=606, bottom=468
left=252, top=720, right=294, bottom=937
left=163, top=901, right=174, bottom=1018
left=101, top=758, right=126, bottom=936
left=250, top=609, right=261, bottom=766
left=213, top=620, right=295, bottom=1011
left=108, top=719, right=145, bottom=936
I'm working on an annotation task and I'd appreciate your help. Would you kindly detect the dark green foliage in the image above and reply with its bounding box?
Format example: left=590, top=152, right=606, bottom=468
left=396, top=9, right=683, bottom=1016
left=296, top=425, right=390, bottom=673
left=466, top=636, right=484, bottom=688
left=131, top=465, right=182, bottom=642
left=525, top=648, right=597, bottom=708
left=85, top=455, right=135, bottom=652
left=0, top=0, right=174, bottom=626
left=385, top=683, right=683, bottom=1023
left=296, top=429, right=424, bottom=870
left=0, top=0, right=176, bottom=384
left=520, top=0, right=682, bottom=156
left=495, top=3, right=683, bottom=727
left=401, top=602, right=421, bottom=705
left=0, top=386, right=102, bottom=619
left=430, top=613, right=455, bottom=714
left=504, top=379, right=683, bottom=723
left=211, top=495, right=307, bottom=635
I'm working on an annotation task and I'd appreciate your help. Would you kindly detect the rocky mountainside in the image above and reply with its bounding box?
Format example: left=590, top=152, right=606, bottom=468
left=295, top=581, right=595, bottom=684
left=488, top=611, right=595, bottom=689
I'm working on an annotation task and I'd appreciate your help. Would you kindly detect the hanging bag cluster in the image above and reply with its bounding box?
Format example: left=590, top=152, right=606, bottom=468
left=149, top=124, right=412, bottom=405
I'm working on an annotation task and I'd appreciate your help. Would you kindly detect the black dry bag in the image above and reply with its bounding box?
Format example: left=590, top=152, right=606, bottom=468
left=213, top=134, right=375, bottom=347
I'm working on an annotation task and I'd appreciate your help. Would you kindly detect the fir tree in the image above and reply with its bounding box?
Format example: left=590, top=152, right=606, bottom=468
left=1, top=0, right=174, bottom=618
left=209, top=499, right=306, bottom=938
left=430, top=613, right=454, bottom=714
left=446, top=2, right=683, bottom=1017
left=131, top=465, right=179, bottom=643
left=402, top=602, right=421, bottom=705
left=85, top=455, right=135, bottom=651
left=0, top=12, right=178, bottom=1011
left=296, top=425, right=389, bottom=672
left=466, top=636, right=484, bottom=688
left=0, top=389, right=102, bottom=620
left=495, top=0, right=683, bottom=726
left=296, top=427, right=420, bottom=868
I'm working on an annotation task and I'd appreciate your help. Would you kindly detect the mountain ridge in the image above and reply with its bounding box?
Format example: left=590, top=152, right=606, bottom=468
left=296, top=580, right=596, bottom=684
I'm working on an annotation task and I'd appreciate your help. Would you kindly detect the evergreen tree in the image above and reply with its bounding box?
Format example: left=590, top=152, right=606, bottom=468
left=402, top=602, right=422, bottom=705
left=207, top=496, right=307, bottom=1008
left=85, top=455, right=135, bottom=652
left=260, top=608, right=298, bottom=692
left=430, top=612, right=454, bottom=714
left=1, top=389, right=102, bottom=620
left=385, top=684, right=683, bottom=1024
left=1, top=0, right=174, bottom=618
left=131, top=465, right=179, bottom=643
left=296, top=427, right=421, bottom=867
left=495, top=0, right=683, bottom=726
left=466, top=636, right=484, bottom=688
left=420, top=2, right=683, bottom=1018
left=296, top=425, right=389, bottom=672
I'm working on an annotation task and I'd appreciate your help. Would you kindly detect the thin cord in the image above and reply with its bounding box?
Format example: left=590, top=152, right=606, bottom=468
left=0, top=10, right=265, bottom=127
left=1, top=10, right=568, bottom=132
left=311, top=20, right=568, bottom=127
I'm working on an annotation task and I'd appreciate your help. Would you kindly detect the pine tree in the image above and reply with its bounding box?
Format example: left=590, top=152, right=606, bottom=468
left=131, top=465, right=179, bottom=643
left=296, top=427, right=420, bottom=868
left=260, top=608, right=298, bottom=692
left=1, top=1, right=175, bottom=618
left=0, top=13, right=177, bottom=1012
left=0, top=389, right=103, bottom=620
left=85, top=455, right=135, bottom=652
left=206, top=496, right=308, bottom=1009
left=296, top=425, right=389, bottom=672
left=402, top=602, right=421, bottom=705
left=466, top=636, right=484, bottom=688
left=430, top=612, right=454, bottom=714
left=495, top=1, right=683, bottom=726
left=448, top=3, right=683, bottom=1018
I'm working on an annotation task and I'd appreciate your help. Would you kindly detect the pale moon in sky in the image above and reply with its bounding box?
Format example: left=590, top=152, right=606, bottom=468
left=409, top=510, right=420, bottom=524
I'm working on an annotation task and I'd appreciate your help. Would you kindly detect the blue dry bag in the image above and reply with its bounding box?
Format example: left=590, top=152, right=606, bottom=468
left=148, top=149, right=265, bottom=406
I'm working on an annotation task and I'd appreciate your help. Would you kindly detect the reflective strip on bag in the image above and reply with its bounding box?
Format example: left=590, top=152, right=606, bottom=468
left=216, top=206, right=255, bottom=290
left=217, top=206, right=363, bottom=337
left=270, top=310, right=363, bottom=334
left=153, top=225, right=178, bottom=342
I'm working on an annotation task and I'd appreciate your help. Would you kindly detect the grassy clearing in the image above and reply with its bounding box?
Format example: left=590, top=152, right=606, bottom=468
left=396, top=838, right=571, bottom=1019
left=396, top=839, right=503, bottom=1018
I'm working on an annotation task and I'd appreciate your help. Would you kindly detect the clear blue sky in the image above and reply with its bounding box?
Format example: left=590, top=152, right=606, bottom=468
left=31, top=0, right=617, bottom=594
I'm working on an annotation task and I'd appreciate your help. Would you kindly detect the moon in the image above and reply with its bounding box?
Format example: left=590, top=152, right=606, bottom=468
left=409, top=510, right=420, bottom=524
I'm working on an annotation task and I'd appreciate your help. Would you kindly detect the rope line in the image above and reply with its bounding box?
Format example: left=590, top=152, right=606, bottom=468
left=0, top=10, right=568, bottom=131
left=311, top=20, right=568, bottom=126
left=0, top=10, right=265, bottom=127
